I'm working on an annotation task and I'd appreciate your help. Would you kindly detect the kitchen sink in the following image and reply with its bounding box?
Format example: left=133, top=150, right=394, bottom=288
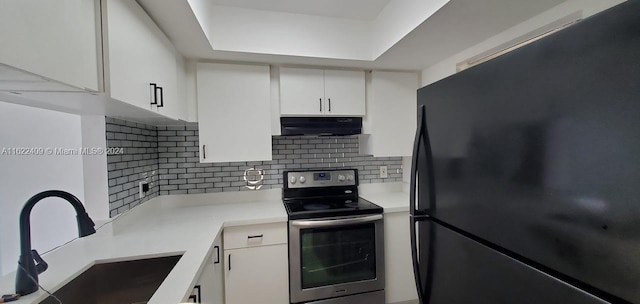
left=39, top=255, right=182, bottom=304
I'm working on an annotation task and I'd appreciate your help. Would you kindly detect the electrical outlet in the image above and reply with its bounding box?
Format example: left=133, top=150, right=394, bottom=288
left=379, top=166, right=388, bottom=178
left=139, top=181, right=149, bottom=198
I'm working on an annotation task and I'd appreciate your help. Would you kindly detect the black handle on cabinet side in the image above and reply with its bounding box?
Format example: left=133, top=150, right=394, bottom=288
left=156, top=86, right=164, bottom=108
left=247, top=234, right=263, bottom=239
left=214, top=245, right=220, bottom=264
left=328, top=98, right=331, bottom=112
left=320, top=98, right=322, bottom=112
left=194, top=285, right=202, bottom=303
left=202, top=145, right=206, bottom=159
left=150, top=83, right=158, bottom=105
left=188, top=295, right=197, bottom=303
left=228, top=254, right=231, bottom=271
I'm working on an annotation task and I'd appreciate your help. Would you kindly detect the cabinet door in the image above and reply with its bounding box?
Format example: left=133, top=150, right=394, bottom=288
left=323, top=70, right=365, bottom=116
left=384, top=212, right=419, bottom=303
left=0, top=0, right=101, bottom=91
left=361, top=71, right=417, bottom=157
left=104, top=0, right=177, bottom=114
left=197, top=63, right=272, bottom=163
left=280, top=68, right=325, bottom=116
left=153, top=52, right=186, bottom=121
left=224, top=245, right=289, bottom=304
left=197, top=237, right=224, bottom=304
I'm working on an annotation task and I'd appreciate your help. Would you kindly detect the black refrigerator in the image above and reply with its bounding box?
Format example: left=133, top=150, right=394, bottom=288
left=409, top=1, right=640, bottom=303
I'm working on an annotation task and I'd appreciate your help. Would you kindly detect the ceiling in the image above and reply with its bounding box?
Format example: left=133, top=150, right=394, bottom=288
left=139, top=0, right=568, bottom=71
left=207, top=0, right=390, bottom=20
left=374, top=0, right=567, bottom=69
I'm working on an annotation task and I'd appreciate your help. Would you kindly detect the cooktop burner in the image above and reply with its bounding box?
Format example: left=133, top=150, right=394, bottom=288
left=302, top=203, right=331, bottom=211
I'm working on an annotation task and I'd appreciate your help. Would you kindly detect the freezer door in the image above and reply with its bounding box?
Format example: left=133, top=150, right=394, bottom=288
left=411, top=217, right=609, bottom=304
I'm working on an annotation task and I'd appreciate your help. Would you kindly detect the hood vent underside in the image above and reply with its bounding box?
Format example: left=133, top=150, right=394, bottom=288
left=280, top=117, right=362, bottom=136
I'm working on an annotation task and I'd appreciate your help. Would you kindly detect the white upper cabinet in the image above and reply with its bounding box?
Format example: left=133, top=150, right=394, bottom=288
left=280, top=68, right=365, bottom=116
left=0, top=0, right=101, bottom=91
left=360, top=71, right=418, bottom=157
left=323, top=70, right=366, bottom=116
left=197, top=63, right=272, bottom=163
left=280, top=68, right=325, bottom=115
left=0, top=0, right=189, bottom=122
left=103, top=0, right=184, bottom=120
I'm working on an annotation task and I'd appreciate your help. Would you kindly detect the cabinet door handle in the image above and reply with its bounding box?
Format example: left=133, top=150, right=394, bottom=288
left=228, top=254, right=231, bottom=271
left=247, top=234, right=263, bottom=239
left=188, top=295, right=197, bottom=303
left=328, top=98, right=331, bottom=112
left=202, top=145, right=206, bottom=159
left=194, top=285, right=202, bottom=303
left=156, top=86, right=164, bottom=108
left=214, top=245, right=220, bottom=264
left=150, top=83, right=158, bottom=105
left=319, top=98, right=322, bottom=112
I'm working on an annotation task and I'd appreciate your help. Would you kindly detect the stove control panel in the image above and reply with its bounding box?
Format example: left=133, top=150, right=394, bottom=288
left=285, top=169, right=357, bottom=188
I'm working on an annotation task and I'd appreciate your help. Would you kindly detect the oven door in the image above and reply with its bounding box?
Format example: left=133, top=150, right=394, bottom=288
left=289, top=214, right=385, bottom=303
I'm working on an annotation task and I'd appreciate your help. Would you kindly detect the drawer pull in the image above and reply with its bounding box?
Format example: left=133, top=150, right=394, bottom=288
left=247, top=234, right=264, bottom=239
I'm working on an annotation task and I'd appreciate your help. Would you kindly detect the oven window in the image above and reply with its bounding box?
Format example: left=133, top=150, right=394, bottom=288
left=300, top=223, right=376, bottom=289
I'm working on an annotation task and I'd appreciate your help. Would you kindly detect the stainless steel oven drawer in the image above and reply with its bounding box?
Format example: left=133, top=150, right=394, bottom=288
left=224, top=222, right=287, bottom=249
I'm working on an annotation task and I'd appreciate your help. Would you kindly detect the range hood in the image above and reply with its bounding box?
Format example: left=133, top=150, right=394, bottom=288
left=280, top=117, right=362, bottom=136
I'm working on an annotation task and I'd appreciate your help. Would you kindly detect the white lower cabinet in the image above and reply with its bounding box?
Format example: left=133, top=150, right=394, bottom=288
left=224, top=245, right=289, bottom=304
left=384, top=212, right=419, bottom=303
left=191, top=236, right=224, bottom=304
left=223, top=222, right=289, bottom=304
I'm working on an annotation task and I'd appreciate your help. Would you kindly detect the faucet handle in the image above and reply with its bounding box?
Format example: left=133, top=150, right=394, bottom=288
left=31, top=250, right=48, bottom=275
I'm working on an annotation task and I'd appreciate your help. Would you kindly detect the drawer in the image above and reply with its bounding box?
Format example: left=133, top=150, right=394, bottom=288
left=224, top=222, right=287, bottom=249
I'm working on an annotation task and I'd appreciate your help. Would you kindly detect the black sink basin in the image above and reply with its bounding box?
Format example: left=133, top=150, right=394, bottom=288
left=39, top=255, right=182, bottom=304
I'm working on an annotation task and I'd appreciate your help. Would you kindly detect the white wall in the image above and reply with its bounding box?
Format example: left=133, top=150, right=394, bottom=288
left=81, top=115, right=110, bottom=221
left=208, top=5, right=371, bottom=60
left=420, top=0, right=625, bottom=86
left=0, top=102, right=85, bottom=276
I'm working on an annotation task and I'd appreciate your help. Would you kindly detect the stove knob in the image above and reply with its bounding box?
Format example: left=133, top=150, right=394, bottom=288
left=289, top=176, right=297, bottom=184
left=338, top=174, right=346, bottom=181
left=347, top=175, right=354, bottom=181
left=299, top=176, right=306, bottom=183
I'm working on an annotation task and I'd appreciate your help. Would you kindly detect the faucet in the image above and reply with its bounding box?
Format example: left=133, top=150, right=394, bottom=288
left=15, top=190, right=96, bottom=296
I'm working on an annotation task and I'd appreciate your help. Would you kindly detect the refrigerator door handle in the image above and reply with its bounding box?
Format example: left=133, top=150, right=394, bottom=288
left=410, top=105, right=426, bottom=216
left=411, top=216, right=434, bottom=304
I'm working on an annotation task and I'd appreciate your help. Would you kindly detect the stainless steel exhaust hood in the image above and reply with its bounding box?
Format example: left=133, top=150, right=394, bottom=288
left=280, top=117, right=362, bottom=136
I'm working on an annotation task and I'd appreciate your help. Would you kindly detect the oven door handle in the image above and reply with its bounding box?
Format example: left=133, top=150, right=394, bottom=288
left=290, top=214, right=382, bottom=228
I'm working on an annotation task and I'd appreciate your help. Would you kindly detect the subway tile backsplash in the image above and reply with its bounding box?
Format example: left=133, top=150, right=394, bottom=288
left=106, top=118, right=159, bottom=217
left=106, top=118, right=403, bottom=216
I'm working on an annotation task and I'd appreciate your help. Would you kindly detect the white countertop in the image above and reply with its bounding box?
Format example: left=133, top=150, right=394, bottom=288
left=0, top=182, right=410, bottom=304
left=0, top=189, right=287, bottom=304
left=359, top=182, right=410, bottom=213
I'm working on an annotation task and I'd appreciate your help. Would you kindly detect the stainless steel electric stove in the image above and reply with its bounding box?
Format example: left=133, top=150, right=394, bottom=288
left=283, top=169, right=385, bottom=304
